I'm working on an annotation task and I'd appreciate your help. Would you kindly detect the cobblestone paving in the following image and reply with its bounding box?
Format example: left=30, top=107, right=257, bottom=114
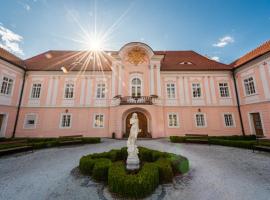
left=0, top=139, right=270, bottom=200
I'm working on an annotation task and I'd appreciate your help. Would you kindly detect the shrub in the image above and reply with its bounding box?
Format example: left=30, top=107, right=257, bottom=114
left=108, top=162, right=159, bottom=198
left=90, top=152, right=110, bottom=159
left=154, top=158, right=173, bottom=183
left=138, top=147, right=153, bottom=161
left=170, top=136, right=186, bottom=143
left=108, top=149, right=122, bottom=161
left=79, top=156, right=96, bottom=175
left=81, top=137, right=101, bottom=144
left=209, top=139, right=255, bottom=149
left=92, top=158, right=111, bottom=181
left=168, top=154, right=189, bottom=174
left=120, top=147, right=128, bottom=160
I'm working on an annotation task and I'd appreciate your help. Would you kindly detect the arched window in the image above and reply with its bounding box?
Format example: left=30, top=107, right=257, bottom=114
left=131, top=78, right=141, bottom=97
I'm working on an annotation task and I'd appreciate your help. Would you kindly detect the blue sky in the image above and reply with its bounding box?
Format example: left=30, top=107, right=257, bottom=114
left=0, top=0, right=270, bottom=63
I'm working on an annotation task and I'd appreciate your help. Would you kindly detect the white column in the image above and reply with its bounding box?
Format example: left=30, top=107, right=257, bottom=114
left=210, top=77, right=217, bottom=104
left=178, top=76, right=185, bottom=105
left=46, top=78, right=53, bottom=106
left=259, top=64, right=270, bottom=99
left=111, top=65, right=116, bottom=98
left=184, top=76, right=190, bottom=104
left=118, top=65, right=122, bottom=96
left=85, top=78, right=92, bottom=105
left=80, top=78, right=86, bottom=105
left=204, top=76, right=211, bottom=105
left=51, top=76, right=59, bottom=106
left=150, top=64, right=154, bottom=95
left=156, top=64, right=161, bottom=97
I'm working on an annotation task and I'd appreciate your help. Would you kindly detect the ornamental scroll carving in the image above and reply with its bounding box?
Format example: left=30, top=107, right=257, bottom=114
left=127, top=47, right=146, bottom=65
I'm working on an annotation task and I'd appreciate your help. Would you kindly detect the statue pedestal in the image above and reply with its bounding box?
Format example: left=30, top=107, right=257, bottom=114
left=126, top=145, right=140, bottom=170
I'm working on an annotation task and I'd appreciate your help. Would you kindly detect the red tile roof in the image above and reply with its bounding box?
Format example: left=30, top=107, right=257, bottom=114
left=24, top=50, right=231, bottom=71
left=155, top=51, right=232, bottom=71
left=24, top=50, right=114, bottom=71
left=0, top=47, right=25, bottom=69
left=232, top=40, right=270, bottom=67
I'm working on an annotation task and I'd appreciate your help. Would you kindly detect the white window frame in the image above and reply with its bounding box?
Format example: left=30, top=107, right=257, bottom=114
left=195, top=113, right=207, bottom=128
left=96, top=83, right=106, bottom=99
left=192, top=83, right=202, bottom=98
left=0, top=76, right=14, bottom=96
left=243, top=76, right=257, bottom=96
left=223, top=113, right=235, bottom=128
left=23, top=113, right=38, bottom=129
left=167, top=113, right=179, bottom=128
left=130, top=77, right=142, bottom=97
left=218, top=82, right=230, bottom=98
left=64, top=82, right=75, bottom=99
left=166, top=83, right=176, bottom=99
left=59, top=113, right=72, bottom=128
left=93, top=114, right=105, bottom=128
left=30, top=83, right=42, bottom=99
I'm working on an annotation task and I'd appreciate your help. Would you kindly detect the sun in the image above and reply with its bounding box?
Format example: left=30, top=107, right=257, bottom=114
left=86, top=35, right=104, bottom=51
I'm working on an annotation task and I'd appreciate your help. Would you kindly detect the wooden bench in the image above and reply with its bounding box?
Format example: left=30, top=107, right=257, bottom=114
left=0, top=145, right=33, bottom=156
left=0, top=139, right=28, bottom=145
left=185, top=134, right=209, bottom=144
left=253, top=137, right=270, bottom=152
left=58, top=135, right=83, bottom=145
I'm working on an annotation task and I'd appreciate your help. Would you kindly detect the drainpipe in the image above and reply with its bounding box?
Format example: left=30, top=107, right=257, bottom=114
left=232, top=70, right=245, bottom=136
left=12, top=70, right=26, bottom=138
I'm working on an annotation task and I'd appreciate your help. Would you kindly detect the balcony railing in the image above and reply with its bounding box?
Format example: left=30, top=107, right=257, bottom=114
left=119, top=96, right=153, bottom=105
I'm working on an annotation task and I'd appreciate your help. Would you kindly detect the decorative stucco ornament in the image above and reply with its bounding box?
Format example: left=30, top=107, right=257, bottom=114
left=127, top=47, right=146, bottom=65
left=126, top=112, right=140, bottom=170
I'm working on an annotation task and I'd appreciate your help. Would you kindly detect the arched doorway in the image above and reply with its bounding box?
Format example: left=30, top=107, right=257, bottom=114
left=125, top=111, right=151, bottom=138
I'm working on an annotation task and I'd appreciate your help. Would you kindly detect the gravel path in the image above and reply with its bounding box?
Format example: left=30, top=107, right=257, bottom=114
left=0, top=139, right=270, bottom=200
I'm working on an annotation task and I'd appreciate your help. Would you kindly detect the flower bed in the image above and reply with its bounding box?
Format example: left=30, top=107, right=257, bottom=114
left=79, top=146, right=189, bottom=198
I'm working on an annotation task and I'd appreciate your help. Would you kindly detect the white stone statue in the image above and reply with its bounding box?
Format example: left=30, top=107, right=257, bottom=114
left=126, top=113, right=140, bottom=170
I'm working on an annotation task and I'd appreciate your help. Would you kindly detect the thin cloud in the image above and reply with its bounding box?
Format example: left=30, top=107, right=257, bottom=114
left=0, top=24, right=24, bottom=55
left=213, top=36, right=234, bottom=47
left=211, top=56, right=220, bottom=62
left=24, top=4, right=31, bottom=11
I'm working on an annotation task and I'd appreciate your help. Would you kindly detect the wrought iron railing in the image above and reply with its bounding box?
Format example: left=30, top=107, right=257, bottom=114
left=119, top=96, right=153, bottom=105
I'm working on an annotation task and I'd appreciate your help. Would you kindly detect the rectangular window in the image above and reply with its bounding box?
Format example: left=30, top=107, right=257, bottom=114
left=24, top=114, right=37, bottom=129
left=196, top=114, right=206, bottom=127
left=61, top=114, right=71, bottom=128
left=166, top=83, right=176, bottom=99
left=224, top=114, right=234, bottom=127
left=168, top=113, right=179, bottom=127
left=94, top=114, right=104, bottom=128
left=219, top=82, right=230, bottom=97
left=192, top=83, right=201, bottom=98
left=0, top=76, right=13, bottom=95
left=31, top=83, right=42, bottom=99
left=96, top=83, right=106, bottom=99
left=244, top=77, right=256, bottom=95
left=64, top=83, right=74, bottom=99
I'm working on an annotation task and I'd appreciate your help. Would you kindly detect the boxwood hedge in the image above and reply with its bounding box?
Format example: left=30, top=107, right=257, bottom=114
left=78, top=147, right=189, bottom=198
left=108, top=162, right=159, bottom=198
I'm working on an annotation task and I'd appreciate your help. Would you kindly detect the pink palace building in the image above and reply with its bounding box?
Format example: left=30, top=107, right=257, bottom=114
left=0, top=41, right=270, bottom=139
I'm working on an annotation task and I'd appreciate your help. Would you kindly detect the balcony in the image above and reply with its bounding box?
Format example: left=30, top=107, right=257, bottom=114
left=119, top=96, right=154, bottom=105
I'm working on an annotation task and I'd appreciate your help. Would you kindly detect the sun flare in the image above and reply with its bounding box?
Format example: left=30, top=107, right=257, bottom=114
left=86, top=35, right=104, bottom=51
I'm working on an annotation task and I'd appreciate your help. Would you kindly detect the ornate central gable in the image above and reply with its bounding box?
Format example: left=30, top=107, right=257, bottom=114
left=127, top=47, right=147, bottom=65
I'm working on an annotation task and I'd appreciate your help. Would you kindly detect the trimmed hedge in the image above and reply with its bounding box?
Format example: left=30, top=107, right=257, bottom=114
left=167, top=153, right=189, bottom=174
left=79, top=147, right=189, bottom=198
left=92, top=158, right=111, bottom=181
left=170, top=135, right=260, bottom=150
left=108, top=161, right=159, bottom=198
left=209, top=139, right=255, bottom=149
left=154, top=158, right=173, bottom=183
left=79, top=156, right=95, bottom=175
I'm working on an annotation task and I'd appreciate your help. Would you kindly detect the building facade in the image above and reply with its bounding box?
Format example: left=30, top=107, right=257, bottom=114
left=0, top=41, right=270, bottom=138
